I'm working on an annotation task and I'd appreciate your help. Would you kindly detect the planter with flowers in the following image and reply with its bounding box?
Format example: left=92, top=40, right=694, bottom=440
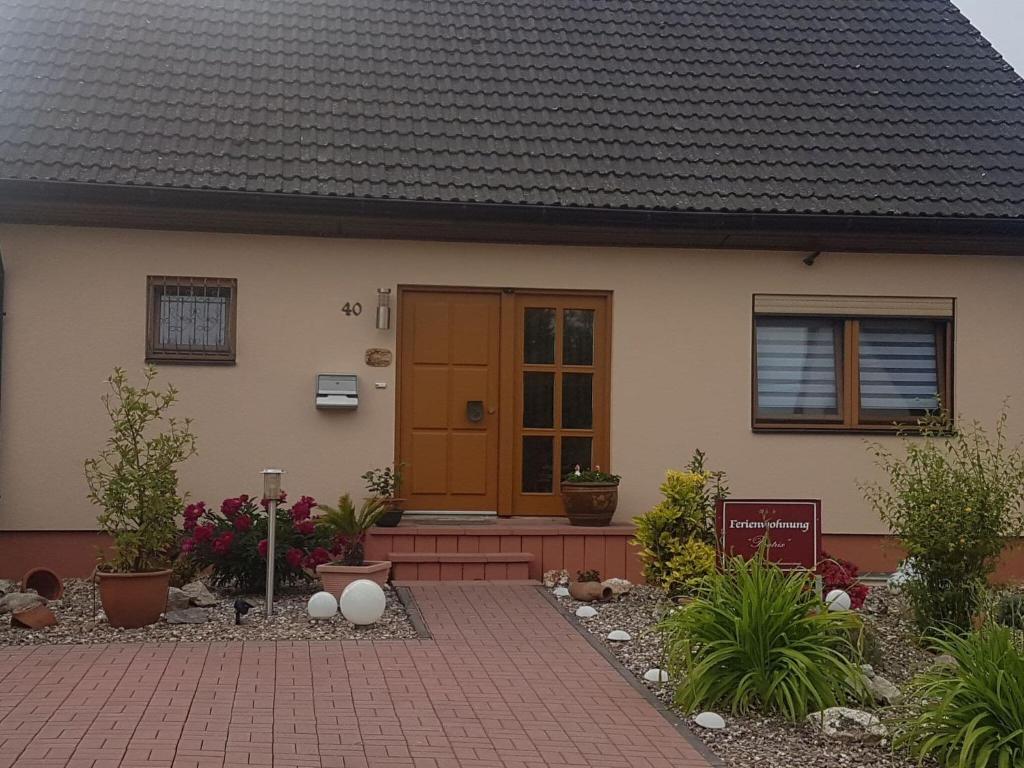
left=560, top=466, right=621, bottom=526
left=362, top=464, right=405, bottom=528
left=85, top=366, right=198, bottom=628
left=314, top=494, right=391, bottom=597
left=183, top=492, right=335, bottom=593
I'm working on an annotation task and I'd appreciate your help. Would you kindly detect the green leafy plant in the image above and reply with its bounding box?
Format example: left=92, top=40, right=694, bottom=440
left=862, top=408, right=1024, bottom=633
left=85, top=367, right=197, bottom=573
left=996, top=594, right=1024, bottom=631
left=633, top=450, right=726, bottom=595
left=562, top=466, right=620, bottom=484
left=362, top=464, right=404, bottom=499
left=895, top=625, right=1024, bottom=768
left=316, top=494, right=388, bottom=565
left=659, top=549, right=867, bottom=721
left=576, top=569, right=601, bottom=583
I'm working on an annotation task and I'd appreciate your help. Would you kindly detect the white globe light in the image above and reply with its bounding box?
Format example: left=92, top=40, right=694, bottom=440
left=307, top=591, right=338, bottom=619
left=825, top=589, right=852, bottom=612
left=339, top=579, right=386, bottom=625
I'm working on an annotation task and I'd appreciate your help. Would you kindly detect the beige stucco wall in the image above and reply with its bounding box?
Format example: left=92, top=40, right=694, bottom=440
left=1, top=224, right=1022, bottom=535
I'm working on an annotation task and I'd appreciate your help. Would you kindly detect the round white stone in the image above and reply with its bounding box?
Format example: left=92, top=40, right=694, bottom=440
left=307, top=591, right=338, bottom=619
left=339, top=579, right=386, bottom=625
left=694, top=711, right=726, bottom=730
left=552, top=586, right=570, bottom=598
left=606, top=630, right=632, bottom=642
left=575, top=605, right=598, bottom=619
left=826, top=589, right=852, bottom=612
left=643, top=668, right=669, bottom=683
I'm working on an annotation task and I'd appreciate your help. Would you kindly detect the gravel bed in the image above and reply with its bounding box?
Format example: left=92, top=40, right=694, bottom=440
left=0, top=579, right=418, bottom=646
left=556, top=585, right=936, bottom=768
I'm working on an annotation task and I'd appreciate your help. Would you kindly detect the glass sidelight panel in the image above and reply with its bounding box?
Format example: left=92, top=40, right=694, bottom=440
left=561, top=436, right=593, bottom=477
left=522, top=436, right=554, bottom=492
left=563, top=309, right=595, bottom=365
left=561, top=373, right=593, bottom=429
left=524, top=308, right=556, bottom=364
left=523, top=372, right=554, bottom=428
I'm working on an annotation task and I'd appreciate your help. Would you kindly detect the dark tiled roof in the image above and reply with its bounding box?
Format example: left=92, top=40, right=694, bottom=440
left=0, top=0, right=1023, bottom=219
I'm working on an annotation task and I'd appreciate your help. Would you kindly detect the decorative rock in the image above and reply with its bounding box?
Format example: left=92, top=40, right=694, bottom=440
left=866, top=673, right=903, bottom=706
left=165, top=608, right=209, bottom=624
left=601, top=578, right=632, bottom=596
left=860, top=664, right=876, bottom=679
left=933, top=653, right=958, bottom=670
left=181, top=581, right=218, bottom=607
left=826, top=589, right=852, bottom=612
left=575, top=605, right=598, bottom=619
left=643, top=668, right=669, bottom=683
left=307, top=591, right=338, bottom=619
left=807, top=707, right=888, bottom=743
left=166, top=587, right=191, bottom=612
left=694, top=712, right=726, bottom=730
left=606, top=630, right=632, bottom=641
left=340, top=579, right=386, bottom=625
left=552, top=586, right=570, bottom=598
left=0, top=579, right=18, bottom=596
left=543, top=569, right=570, bottom=588
left=0, top=592, right=46, bottom=615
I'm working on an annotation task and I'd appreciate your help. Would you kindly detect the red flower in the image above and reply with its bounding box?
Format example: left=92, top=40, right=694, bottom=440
left=212, top=532, right=234, bottom=555
left=182, top=502, right=205, bottom=531
left=294, top=519, right=315, bottom=535
left=220, top=496, right=244, bottom=519
left=233, top=515, right=253, bottom=532
left=306, top=547, right=331, bottom=567
left=289, top=495, right=317, bottom=522
left=285, top=548, right=305, bottom=569
left=257, top=539, right=268, bottom=558
left=180, top=537, right=195, bottom=554
left=817, top=552, right=869, bottom=610
left=193, top=523, right=215, bottom=543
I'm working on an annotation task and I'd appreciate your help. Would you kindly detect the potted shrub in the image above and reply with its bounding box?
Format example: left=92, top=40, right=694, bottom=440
left=362, top=464, right=405, bottom=527
left=569, top=569, right=612, bottom=602
left=84, top=367, right=197, bottom=628
left=560, top=465, right=621, bottom=526
left=315, top=494, right=391, bottom=597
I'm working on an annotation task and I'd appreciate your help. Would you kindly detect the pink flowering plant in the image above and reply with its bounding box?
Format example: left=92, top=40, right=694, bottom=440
left=181, top=492, right=337, bottom=592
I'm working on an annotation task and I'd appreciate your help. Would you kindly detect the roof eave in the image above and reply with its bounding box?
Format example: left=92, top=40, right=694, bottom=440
left=1, top=179, right=1023, bottom=256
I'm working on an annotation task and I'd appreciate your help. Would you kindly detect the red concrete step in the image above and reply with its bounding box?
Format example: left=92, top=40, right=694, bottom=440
left=389, top=551, right=533, bottom=581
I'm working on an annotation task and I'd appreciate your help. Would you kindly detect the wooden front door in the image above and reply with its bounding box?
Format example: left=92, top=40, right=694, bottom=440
left=397, top=288, right=610, bottom=515
left=398, top=290, right=501, bottom=510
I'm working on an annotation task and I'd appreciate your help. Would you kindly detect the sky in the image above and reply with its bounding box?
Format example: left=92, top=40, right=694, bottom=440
left=953, top=0, right=1024, bottom=75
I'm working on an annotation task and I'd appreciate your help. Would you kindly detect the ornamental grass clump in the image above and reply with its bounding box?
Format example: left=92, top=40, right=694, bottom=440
left=659, top=549, right=867, bottom=722
left=862, top=408, right=1024, bottom=633
left=633, top=450, right=725, bottom=595
left=895, top=625, right=1024, bottom=768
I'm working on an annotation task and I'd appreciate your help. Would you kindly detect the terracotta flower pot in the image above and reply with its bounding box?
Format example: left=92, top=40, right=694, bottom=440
left=569, top=581, right=613, bottom=602
left=316, top=560, right=391, bottom=599
left=560, top=482, right=619, bottom=526
left=96, top=569, right=172, bottom=628
left=21, top=567, right=63, bottom=599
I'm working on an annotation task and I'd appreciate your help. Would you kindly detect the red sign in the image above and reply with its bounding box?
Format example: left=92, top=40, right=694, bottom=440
left=715, top=499, right=821, bottom=570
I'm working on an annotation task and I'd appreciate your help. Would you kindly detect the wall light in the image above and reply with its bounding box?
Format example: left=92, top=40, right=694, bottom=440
left=376, top=288, right=392, bottom=330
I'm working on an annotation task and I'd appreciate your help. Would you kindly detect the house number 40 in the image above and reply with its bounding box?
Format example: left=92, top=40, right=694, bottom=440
left=341, top=302, right=363, bottom=316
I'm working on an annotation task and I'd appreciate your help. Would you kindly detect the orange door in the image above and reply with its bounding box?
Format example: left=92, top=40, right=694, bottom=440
left=398, top=290, right=501, bottom=510
left=512, top=294, right=611, bottom=515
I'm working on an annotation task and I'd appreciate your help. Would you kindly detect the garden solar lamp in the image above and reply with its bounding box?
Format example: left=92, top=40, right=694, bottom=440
left=262, top=468, right=284, bottom=617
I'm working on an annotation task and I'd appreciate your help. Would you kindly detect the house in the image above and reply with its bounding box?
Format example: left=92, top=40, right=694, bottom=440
left=1, top=0, right=1023, bottom=581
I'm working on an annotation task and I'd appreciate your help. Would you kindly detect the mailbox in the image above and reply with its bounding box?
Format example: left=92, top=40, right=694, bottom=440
left=316, top=374, right=358, bottom=409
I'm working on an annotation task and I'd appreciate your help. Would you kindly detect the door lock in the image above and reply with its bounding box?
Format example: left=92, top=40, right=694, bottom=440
left=466, top=400, right=485, bottom=423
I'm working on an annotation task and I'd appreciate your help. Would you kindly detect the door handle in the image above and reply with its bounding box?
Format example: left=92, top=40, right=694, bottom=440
left=466, top=400, right=485, bottom=423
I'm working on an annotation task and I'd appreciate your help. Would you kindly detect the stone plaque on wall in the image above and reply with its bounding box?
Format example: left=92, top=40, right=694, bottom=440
left=365, top=348, right=393, bottom=367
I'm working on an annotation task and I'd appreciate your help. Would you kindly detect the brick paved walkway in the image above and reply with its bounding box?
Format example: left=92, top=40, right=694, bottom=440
left=0, top=585, right=713, bottom=768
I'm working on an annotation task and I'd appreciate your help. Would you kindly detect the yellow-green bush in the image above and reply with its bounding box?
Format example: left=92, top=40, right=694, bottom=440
left=633, top=450, right=726, bottom=595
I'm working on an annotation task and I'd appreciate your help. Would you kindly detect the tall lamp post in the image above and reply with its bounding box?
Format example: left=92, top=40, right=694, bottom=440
left=262, top=469, right=284, bottom=618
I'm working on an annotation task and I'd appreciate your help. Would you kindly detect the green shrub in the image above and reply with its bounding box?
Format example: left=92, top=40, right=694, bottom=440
left=862, top=409, right=1024, bottom=633
left=85, top=366, right=197, bottom=573
left=996, top=594, right=1024, bottom=631
left=895, top=625, right=1024, bottom=768
left=316, top=494, right=388, bottom=565
left=633, top=450, right=726, bottom=595
left=659, top=550, right=867, bottom=721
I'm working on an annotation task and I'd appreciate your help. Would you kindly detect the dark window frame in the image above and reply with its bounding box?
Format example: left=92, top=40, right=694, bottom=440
left=146, top=276, right=237, bottom=364
left=752, top=314, right=953, bottom=433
